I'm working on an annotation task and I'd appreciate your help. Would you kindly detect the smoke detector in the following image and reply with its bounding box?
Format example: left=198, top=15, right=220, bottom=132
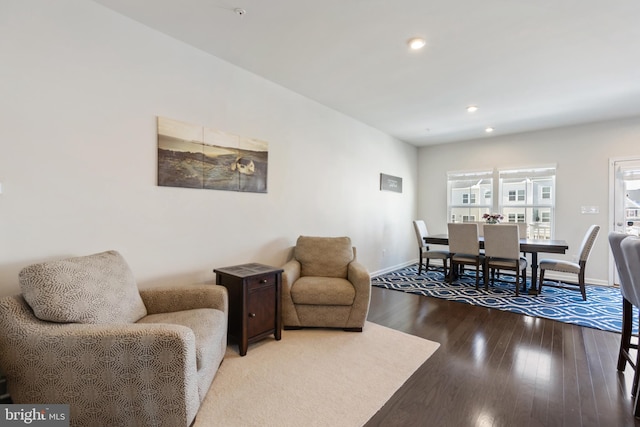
left=234, top=8, right=246, bottom=16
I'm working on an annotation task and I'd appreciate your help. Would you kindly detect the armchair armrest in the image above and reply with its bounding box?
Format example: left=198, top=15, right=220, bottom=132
left=348, top=260, right=371, bottom=293
left=281, top=259, right=301, bottom=326
left=347, top=260, right=372, bottom=326
left=139, top=284, right=228, bottom=315
left=281, top=259, right=301, bottom=295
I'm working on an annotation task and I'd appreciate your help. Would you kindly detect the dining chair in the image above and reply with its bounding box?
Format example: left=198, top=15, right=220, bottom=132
left=609, top=232, right=640, bottom=409
left=621, top=235, right=640, bottom=417
left=447, top=223, right=484, bottom=288
left=471, top=221, right=525, bottom=238
left=413, top=220, right=450, bottom=277
left=483, top=224, right=528, bottom=296
left=465, top=221, right=485, bottom=237
left=497, top=221, right=528, bottom=257
left=538, top=224, right=600, bottom=300
left=508, top=222, right=528, bottom=239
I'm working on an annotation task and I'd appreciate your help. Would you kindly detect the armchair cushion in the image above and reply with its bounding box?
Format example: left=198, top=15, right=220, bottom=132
left=18, top=250, right=147, bottom=324
left=290, top=277, right=356, bottom=305
left=295, top=236, right=354, bottom=278
left=137, top=308, right=226, bottom=371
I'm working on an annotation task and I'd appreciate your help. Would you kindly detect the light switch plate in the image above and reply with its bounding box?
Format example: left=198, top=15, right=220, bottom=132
left=581, top=206, right=599, bottom=214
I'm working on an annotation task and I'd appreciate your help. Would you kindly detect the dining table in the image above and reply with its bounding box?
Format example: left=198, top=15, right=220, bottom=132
left=424, top=234, right=569, bottom=295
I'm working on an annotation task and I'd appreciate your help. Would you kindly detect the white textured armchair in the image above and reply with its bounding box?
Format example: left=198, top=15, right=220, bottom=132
left=281, top=236, right=371, bottom=331
left=0, top=250, right=228, bottom=427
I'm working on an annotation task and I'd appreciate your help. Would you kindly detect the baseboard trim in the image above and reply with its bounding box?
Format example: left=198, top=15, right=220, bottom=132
left=371, top=260, right=417, bottom=278
left=542, top=271, right=609, bottom=287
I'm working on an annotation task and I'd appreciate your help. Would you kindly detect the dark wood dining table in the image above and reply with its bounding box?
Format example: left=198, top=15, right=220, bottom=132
left=424, top=234, right=569, bottom=295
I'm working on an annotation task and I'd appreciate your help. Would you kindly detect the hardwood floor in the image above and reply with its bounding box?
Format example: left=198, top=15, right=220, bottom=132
left=364, top=286, right=640, bottom=427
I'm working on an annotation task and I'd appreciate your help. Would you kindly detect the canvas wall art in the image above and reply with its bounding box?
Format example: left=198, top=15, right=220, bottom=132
left=380, top=173, right=402, bottom=193
left=157, top=116, right=268, bottom=193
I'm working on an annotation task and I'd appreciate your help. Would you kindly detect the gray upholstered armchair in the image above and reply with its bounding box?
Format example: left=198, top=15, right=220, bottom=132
left=281, top=236, right=371, bottom=331
left=0, top=250, right=228, bottom=427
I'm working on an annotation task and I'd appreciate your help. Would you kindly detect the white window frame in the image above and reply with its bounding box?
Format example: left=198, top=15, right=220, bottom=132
left=447, top=170, right=493, bottom=223
left=499, top=166, right=557, bottom=239
left=447, top=166, right=556, bottom=238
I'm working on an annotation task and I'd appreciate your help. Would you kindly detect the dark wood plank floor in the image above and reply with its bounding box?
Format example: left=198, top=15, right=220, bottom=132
left=364, top=286, right=640, bottom=427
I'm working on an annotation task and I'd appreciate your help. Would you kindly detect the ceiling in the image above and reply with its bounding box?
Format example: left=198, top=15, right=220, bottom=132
left=93, top=0, right=640, bottom=146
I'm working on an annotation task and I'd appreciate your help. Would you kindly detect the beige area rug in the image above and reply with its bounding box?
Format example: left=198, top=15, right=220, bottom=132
left=193, top=321, right=440, bottom=427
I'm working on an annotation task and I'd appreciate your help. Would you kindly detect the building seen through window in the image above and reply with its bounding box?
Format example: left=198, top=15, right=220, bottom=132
left=447, top=166, right=556, bottom=239
left=499, top=167, right=556, bottom=239
left=623, top=170, right=640, bottom=235
left=447, top=170, right=493, bottom=224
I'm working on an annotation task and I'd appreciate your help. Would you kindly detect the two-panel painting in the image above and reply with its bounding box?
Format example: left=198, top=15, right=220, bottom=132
left=157, top=116, right=268, bottom=193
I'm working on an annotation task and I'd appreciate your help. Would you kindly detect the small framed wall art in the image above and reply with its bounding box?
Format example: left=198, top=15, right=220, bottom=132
left=380, top=173, right=402, bottom=193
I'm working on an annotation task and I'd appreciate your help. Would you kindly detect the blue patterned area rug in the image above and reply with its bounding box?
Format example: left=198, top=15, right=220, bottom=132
left=372, top=264, right=632, bottom=334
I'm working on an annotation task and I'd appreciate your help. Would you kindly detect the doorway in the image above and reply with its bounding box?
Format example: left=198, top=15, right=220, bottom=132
left=609, top=157, right=640, bottom=285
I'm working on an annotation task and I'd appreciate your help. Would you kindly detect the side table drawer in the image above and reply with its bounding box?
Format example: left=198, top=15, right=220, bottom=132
left=247, top=274, right=276, bottom=291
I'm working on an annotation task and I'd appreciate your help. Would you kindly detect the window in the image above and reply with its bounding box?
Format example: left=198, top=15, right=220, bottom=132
left=447, top=170, right=493, bottom=223
left=462, top=193, right=476, bottom=204
left=507, top=213, right=526, bottom=223
left=508, top=190, right=525, bottom=202
left=541, top=186, right=551, bottom=199
left=499, top=166, right=556, bottom=239
left=447, top=166, right=556, bottom=238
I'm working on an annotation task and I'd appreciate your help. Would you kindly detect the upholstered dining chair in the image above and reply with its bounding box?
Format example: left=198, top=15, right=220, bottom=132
left=469, top=221, right=526, bottom=237
left=483, top=224, right=528, bottom=296
left=609, top=232, right=640, bottom=410
left=538, top=224, right=600, bottom=300
left=621, top=235, right=640, bottom=417
left=503, top=222, right=528, bottom=239
left=413, top=220, right=450, bottom=277
left=470, top=221, right=485, bottom=237
left=447, top=223, right=484, bottom=288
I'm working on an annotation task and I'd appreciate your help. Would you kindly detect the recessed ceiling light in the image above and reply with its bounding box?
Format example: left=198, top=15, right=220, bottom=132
left=467, top=105, right=478, bottom=113
left=485, top=127, right=494, bottom=133
left=407, top=37, right=426, bottom=50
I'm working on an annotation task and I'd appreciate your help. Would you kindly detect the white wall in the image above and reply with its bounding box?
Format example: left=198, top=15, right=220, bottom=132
left=0, top=0, right=418, bottom=296
left=418, top=116, right=640, bottom=285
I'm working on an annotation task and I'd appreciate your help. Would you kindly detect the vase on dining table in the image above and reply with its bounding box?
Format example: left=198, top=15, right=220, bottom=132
left=482, top=213, right=504, bottom=224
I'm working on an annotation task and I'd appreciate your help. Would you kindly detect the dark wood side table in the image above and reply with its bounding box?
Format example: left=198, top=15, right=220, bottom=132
left=214, top=263, right=283, bottom=356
